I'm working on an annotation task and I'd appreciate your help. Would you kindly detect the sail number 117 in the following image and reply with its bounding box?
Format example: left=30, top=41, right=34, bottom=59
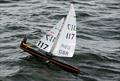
left=66, top=33, right=75, bottom=39
left=37, top=41, right=49, bottom=49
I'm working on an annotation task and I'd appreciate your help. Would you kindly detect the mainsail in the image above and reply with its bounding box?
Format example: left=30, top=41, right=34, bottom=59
left=36, top=18, right=64, bottom=52
left=52, top=4, right=76, bottom=57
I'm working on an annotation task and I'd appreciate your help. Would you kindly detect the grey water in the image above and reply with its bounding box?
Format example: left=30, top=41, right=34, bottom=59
left=0, top=0, right=120, bottom=81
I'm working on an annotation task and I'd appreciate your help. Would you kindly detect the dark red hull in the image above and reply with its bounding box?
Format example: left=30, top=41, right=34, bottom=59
left=20, top=37, right=80, bottom=74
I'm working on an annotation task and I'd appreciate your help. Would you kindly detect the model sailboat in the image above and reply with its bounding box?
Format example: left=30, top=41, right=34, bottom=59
left=20, top=4, right=80, bottom=74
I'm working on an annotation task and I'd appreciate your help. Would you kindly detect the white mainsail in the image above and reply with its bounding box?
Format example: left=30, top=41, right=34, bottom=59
left=52, top=4, right=76, bottom=57
left=36, top=18, right=64, bottom=52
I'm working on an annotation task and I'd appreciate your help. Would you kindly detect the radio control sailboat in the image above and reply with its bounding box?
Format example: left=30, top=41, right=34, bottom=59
left=20, top=4, right=80, bottom=74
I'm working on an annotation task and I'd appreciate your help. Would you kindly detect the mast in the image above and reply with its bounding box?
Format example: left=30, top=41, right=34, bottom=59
left=50, top=18, right=65, bottom=53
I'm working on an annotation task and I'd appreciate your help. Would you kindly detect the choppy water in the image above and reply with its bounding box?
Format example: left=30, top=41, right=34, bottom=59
left=0, top=0, right=120, bottom=81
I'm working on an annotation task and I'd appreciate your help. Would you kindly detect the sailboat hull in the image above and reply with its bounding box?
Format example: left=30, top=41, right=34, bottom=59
left=20, top=37, right=80, bottom=74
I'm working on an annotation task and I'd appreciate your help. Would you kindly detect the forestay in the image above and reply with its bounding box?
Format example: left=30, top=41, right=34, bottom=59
left=52, top=4, right=76, bottom=57
left=36, top=18, right=64, bottom=52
